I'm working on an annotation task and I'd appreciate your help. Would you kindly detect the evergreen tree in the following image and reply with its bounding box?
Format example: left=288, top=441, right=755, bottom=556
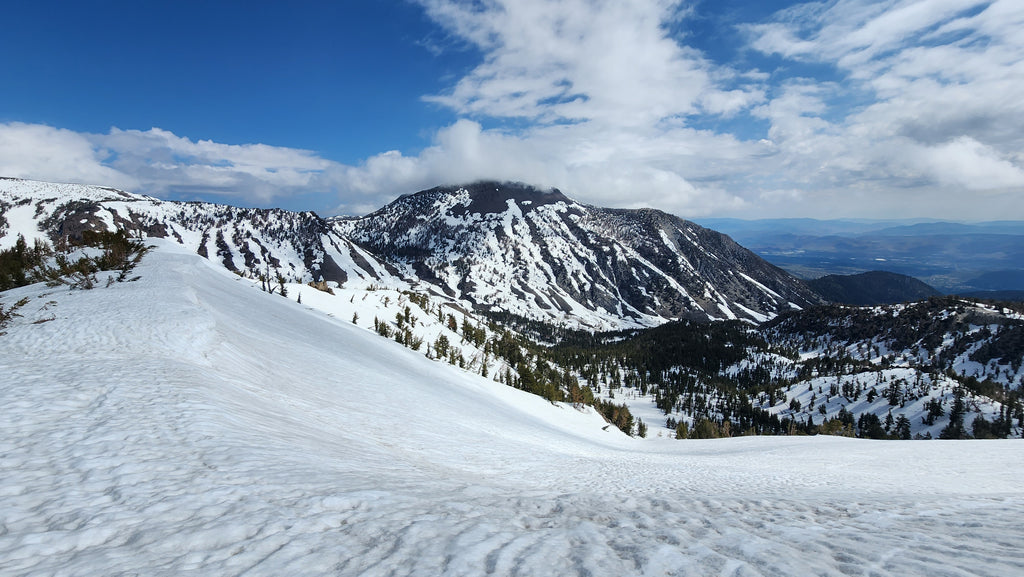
left=675, top=421, right=689, bottom=439
left=971, top=414, right=995, bottom=439
left=837, top=406, right=855, bottom=428
left=894, top=414, right=912, bottom=440
left=922, top=398, right=944, bottom=426
left=857, top=413, right=886, bottom=439
left=434, top=334, right=450, bottom=358
left=940, top=387, right=968, bottom=439
left=276, top=272, right=287, bottom=297
left=690, top=418, right=720, bottom=439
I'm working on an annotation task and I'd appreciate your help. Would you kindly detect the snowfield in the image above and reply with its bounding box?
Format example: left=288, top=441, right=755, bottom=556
left=2, top=241, right=1023, bottom=576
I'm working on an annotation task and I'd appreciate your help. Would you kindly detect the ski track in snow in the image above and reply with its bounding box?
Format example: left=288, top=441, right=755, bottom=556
left=2, top=242, right=1023, bottom=576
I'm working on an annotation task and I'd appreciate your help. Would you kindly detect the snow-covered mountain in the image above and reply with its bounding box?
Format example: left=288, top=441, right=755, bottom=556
left=3, top=238, right=1023, bottom=576
left=337, top=182, right=823, bottom=328
left=4, top=178, right=1021, bottom=441
left=0, top=177, right=402, bottom=291
left=1, top=178, right=822, bottom=329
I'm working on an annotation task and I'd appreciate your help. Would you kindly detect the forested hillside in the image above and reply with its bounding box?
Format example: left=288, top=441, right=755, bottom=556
left=542, top=297, right=1024, bottom=439
left=3, top=179, right=1022, bottom=441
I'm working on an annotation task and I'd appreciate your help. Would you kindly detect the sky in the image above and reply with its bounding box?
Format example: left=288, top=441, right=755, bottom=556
left=1, top=0, right=1022, bottom=220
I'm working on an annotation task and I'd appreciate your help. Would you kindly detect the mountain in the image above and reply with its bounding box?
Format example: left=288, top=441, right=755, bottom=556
left=965, top=270, right=1024, bottom=291
left=957, top=290, right=1024, bottom=302
left=5, top=178, right=1024, bottom=575
left=0, top=177, right=404, bottom=290
left=545, top=295, right=1023, bottom=440
left=5, top=177, right=1020, bottom=442
left=697, top=217, right=1024, bottom=293
left=807, top=270, right=941, bottom=305
left=2, top=178, right=822, bottom=329
left=759, top=297, right=1024, bottom=438
left=336, top=182, right=823, bottom=328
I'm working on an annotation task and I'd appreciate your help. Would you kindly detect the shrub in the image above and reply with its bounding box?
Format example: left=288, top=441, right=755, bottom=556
left=0, top=296, right=30, bottom=334
left=0, top=235, right=52, bottom=291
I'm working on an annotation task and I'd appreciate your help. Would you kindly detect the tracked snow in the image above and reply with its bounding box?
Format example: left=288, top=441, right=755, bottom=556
left=2, top=241, right=1023, bottom=576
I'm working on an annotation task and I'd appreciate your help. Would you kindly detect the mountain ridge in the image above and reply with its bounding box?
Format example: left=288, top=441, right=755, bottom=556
left=808, top=270, right=942, bottom=305
left=337, top=181, right=823, bottom=328
left=2, top=177, right=822, bottom=329
left=3, top=177, right=1022, bottom=442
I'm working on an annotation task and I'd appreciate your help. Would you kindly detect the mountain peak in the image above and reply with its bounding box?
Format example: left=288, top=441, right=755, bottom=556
left=341, top=181, right=823, bottom=328
left=2, top=177, right=822, bottom=329
left=418, top=181, right=573, bottom=215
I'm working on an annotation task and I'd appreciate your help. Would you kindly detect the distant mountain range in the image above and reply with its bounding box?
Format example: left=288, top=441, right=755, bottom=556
left=957, top=290, right=1024, bottom=302
left=698, top=217, right=1024, bottom=294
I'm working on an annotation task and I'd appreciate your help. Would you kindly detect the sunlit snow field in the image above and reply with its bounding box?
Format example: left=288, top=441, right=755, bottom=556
left=2, top=242, right=1022, bottom=576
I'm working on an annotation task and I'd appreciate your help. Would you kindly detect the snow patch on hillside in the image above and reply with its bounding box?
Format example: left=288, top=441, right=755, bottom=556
left=2, top=242, right=1023, bottom=575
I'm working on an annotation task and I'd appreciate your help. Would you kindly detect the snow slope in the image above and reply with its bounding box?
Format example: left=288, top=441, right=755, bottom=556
left=337, top=182, right=823, bottom=328
left=2, top=242, right=1023, bottom=576
left=0, top=177, right=403, bottom=291
left=1, top=177, right=820, bottom=331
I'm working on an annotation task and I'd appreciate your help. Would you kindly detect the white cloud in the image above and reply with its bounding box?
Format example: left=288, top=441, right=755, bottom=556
left=742, top=0, right=1024, bottom=218
left=0, top=123, right=137, bottom=190
left=914, top=136, right=1024, bottom=190
left=0, top=122, right=345, bottom=207
left=330, top=118, right=754, bottom=217
left=404, top=0, right=1022, bottom=219
left=2, top=0, right=1022, bottom=221
left=95, top=127, right=333, bottom=202
left=415, top=0, right=756, bottom=128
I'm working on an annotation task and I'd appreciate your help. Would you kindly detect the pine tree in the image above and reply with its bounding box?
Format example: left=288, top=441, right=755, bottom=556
left=857, top=413, right=886, bottom=439
left=971, top=414, right=994, bottom=439
left=276, top=272, right=287, bottom=297
left=674, top=421, right=689, bottom=439
left=434, top=334, right=450, bottom=358
left=894, top=414, right=912, bottom=440
left=940, top=387, right=968, bottom=439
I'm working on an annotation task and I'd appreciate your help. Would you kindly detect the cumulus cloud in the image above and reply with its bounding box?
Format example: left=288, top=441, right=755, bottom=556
left=326, top=118, right=757, bottom=217
left=914, top=136, right=1024, bottom=190
left=0, top=122, right=343, bottom=207
left=95, top=127, right=333, bottom=202
left=741, top=0, right=1024, bottom=217
left=334, top=0, right=764, bottom=216
left=0, top=123, right=138, bottom=190
left=399, top=0, right=1022, bottom=219
left=415, top=0, right=763, bottom=127
left=3, top=0, right=1022, bottom=220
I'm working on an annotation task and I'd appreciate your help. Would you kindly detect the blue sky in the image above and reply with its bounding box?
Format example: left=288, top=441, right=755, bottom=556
left=1, top=0, right=1022, bottom=220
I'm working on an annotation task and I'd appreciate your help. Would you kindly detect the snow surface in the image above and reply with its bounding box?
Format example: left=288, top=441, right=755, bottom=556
left=2, top=241, right=1024, bottom=576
